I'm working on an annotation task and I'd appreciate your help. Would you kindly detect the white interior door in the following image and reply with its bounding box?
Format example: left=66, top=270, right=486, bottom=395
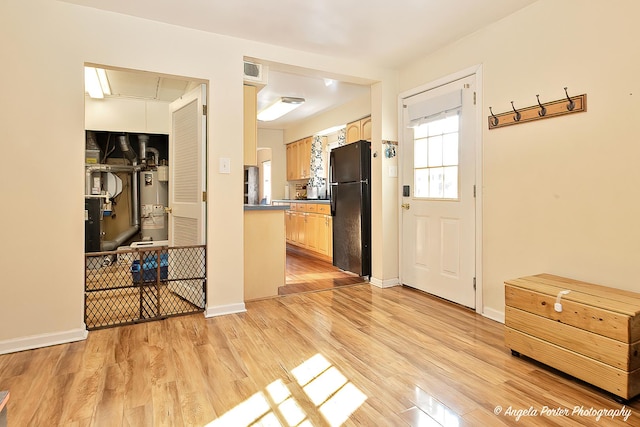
left=168, top=84, right=206, bottom=307
left=169, top=84, right=206, bottom=246
left=401, top=75, right=476, bottom=308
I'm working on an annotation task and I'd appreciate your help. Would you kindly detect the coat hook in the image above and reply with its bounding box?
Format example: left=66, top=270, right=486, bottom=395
left=489, top=107, right=499, bottom=126
left=536, top=95, right=547, bottom=117
left=564, top=87, right=575, bottom=111
left=511, top=101, right=521, bottom=122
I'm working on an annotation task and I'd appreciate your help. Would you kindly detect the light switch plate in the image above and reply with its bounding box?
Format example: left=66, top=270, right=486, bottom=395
left=388, top=165, right=397, bottom=177
left=219, top=157, right=231, bottom=174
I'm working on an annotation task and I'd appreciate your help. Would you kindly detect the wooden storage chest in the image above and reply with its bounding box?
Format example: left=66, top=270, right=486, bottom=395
left=505, top=273, right=640, bottom=401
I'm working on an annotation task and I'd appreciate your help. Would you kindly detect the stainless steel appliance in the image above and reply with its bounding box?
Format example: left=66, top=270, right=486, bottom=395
left=329, top=141, right=371, bottom=276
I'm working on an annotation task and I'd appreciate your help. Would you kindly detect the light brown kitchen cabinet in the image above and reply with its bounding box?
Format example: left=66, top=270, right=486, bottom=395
left=284, top=203, right=332, bottom=259
left=285, top=136, right=313, bottom=181
left=305, top=213, right=323, bottom=252
left=293, top=211, right=305, bottom=245
left=243, top=85, right=257, bottom=166
left=286, top=142, right=297, bottom=180
left=345, top=115, right=371, bottom=144
left=319, top=215, right=332, bottom=257
left=285, top=207, right=295, bottom=243
left=299, top=137, right=312, bottom=179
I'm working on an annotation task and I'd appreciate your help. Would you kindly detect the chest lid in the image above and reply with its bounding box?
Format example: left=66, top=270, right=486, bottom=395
left=505, top=273, right=640, bottom=317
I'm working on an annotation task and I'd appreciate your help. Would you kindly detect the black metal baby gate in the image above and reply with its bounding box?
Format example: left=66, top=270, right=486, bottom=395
left=84, top=245, right=206, bottom=330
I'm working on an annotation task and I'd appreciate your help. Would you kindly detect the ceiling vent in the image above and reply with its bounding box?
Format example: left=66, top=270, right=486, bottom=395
left=243, top=61, right=268, bottom=86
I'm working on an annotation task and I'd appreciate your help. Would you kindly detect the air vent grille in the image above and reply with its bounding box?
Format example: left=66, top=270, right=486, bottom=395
left=244, top=61, right=261, bottom=78
left=243, top=61, right=267, bottom=85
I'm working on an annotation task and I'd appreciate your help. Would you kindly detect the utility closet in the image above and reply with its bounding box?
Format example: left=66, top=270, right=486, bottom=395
left=84, top=131, right=169, bottom=253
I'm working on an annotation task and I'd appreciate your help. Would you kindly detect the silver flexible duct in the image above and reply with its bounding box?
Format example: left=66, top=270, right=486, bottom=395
left=101, top=226, right=140, bottom=251
left=138, top=134, right=149, bottom=166
left=146, top=147, right=160, bottom=165
left=118, top=134, right=138, bottom=164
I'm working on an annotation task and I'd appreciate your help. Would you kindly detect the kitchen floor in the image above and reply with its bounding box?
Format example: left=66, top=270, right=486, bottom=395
left=280, top=245, right=365, bottom=295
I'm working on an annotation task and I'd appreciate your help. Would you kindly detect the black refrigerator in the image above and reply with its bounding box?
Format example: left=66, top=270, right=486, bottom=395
left=330, top=140, right=371, bottom=277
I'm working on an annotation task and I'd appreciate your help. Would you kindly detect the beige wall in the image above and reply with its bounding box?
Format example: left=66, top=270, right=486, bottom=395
left=398, top=0, right=640, bottom=319
left=284, top=93, right=371, bottom=143
left=0, top=0, right=397, bottom=350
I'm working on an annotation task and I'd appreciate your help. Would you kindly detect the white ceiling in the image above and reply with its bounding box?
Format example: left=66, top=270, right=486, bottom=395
left=76, top=0, right=538, bottom=129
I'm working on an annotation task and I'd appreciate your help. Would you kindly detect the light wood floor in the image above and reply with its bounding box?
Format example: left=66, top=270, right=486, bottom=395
left=1, top=284, right=639, bottom=426
left=280, top=246, right=365, bottom=295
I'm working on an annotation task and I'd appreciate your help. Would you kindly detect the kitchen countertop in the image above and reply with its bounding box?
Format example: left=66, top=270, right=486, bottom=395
left=244, top=204, right=290, bottom=211
left=272, top=199, right=330, bottom=204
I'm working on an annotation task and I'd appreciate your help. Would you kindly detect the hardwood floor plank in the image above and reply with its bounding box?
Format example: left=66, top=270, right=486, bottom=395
left=151, top=381, right=185, bottom=427
left=92, top=365, right=125, bottom=427
left=281, top=246, right=365, bottom=295
left=2, top=284, right=640, bottom=425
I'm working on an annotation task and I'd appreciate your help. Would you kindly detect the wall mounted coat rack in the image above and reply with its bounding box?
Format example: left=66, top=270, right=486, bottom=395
left=488, top=88, right=586, bottom=130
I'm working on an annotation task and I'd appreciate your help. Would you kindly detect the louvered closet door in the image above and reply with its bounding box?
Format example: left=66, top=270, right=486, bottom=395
left=168, top=84, right=206, bottom=307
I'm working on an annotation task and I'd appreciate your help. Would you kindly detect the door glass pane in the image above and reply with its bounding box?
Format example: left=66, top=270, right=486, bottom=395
left=443, top=166, right=458, bottom=198
left=442, top=133, right=458, bottom=166
left=429, top=167, right=443, bottom=198
left=412, top=112, right=460, bottom=200
left=414, top=138, right=428, bottom=168
left=428, top=135, right=443, bottom=167
left=414, top=169, right=429, bottom=197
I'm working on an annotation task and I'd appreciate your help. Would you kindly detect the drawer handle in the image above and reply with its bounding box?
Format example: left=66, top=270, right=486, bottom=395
left=554, top=290, right=571, bottom=313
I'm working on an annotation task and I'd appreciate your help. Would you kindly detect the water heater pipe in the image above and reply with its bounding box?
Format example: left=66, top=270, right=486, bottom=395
left=85, top=164, right=141, bottom=195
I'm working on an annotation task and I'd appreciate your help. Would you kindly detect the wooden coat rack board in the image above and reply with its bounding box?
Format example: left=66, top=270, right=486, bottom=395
left=488, top=88, right=586, bottom=130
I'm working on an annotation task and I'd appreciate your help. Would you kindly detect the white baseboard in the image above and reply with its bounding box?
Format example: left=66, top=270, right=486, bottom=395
left=482, top=307, right=505, bottom=324
left=205, top=303, right=247, bottom=317
left=369, top=277, right=400, bottom=288
left=0, top=327, right=88, bottom=355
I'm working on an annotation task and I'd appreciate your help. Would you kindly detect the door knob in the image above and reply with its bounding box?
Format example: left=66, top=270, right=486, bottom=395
left=165, top=207, right=172, bottom=214
left=401, top=203, right=410, bottom=210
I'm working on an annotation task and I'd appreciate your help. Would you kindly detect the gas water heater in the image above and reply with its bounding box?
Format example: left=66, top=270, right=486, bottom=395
left=140, top=166, right=169, bottom=241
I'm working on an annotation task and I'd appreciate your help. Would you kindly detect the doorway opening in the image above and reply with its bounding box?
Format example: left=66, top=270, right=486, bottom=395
left=83, top=64, right=208, bottom=327
left=249, top=58, right=373, bottom=296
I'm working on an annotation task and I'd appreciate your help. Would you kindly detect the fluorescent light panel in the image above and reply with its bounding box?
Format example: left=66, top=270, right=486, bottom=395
left=96, top=68, right=111, bottom=95
left=84, top=66, right=111, bottom=98
left=258, top=97, right=305, bottom=122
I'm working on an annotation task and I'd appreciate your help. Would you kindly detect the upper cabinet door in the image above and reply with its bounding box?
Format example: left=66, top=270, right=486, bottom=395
left=360, top=116, right=372, bottom=141
left=346, top=120, right=361, bottom=144
left=346, top=116, right=371, bottom=144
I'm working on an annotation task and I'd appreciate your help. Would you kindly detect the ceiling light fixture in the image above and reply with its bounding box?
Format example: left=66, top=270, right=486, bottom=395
left=84, top=66, right=111, bottom=99
left=96, top=68, right=111, bottom=95
left=257, top=97, right=305, bottom=122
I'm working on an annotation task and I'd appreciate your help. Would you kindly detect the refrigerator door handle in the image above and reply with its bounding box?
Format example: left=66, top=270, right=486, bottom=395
left=329, top=150, right=335, bottom=185
left=330, top=184, right=337, bottom=216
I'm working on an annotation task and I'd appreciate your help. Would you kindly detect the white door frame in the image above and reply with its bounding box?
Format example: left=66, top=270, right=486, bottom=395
left=397, top=64, right=484, bottom=314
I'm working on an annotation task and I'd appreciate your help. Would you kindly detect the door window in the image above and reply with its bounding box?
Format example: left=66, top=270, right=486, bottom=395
left=413, top=113, right=459, bottom=199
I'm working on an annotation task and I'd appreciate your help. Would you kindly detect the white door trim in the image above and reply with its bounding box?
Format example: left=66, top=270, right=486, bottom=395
left=398, top=64, right=484, bottom=315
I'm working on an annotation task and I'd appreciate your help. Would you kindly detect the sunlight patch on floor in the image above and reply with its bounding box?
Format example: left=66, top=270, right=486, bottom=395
left=207, top=353, right=367, bottom=426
